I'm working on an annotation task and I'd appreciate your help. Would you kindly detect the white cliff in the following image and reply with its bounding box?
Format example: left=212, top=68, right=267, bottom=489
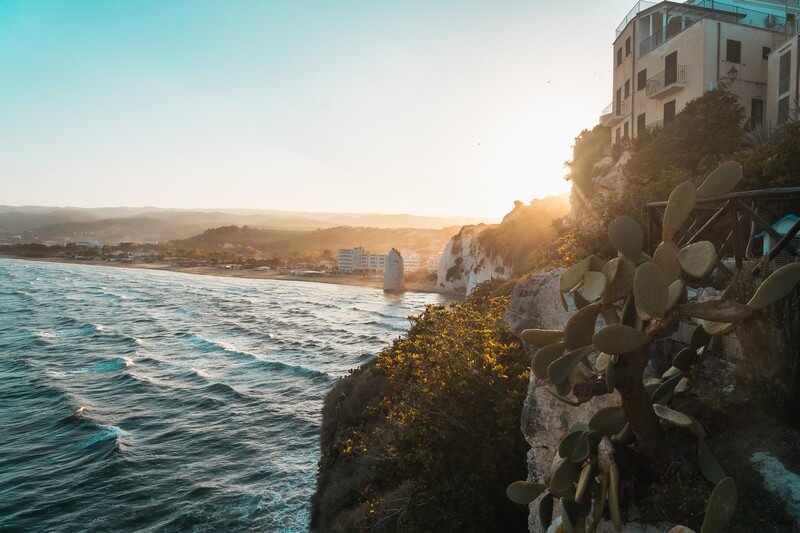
left=436, top=226, right=509, bottom=295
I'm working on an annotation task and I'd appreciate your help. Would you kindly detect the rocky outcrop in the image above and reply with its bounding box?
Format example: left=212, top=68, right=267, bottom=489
left=383, top=248, right=404, bottom=292
left=568, top=151, right=631, bottom=225
left=437, top=225, right=508, bottom=295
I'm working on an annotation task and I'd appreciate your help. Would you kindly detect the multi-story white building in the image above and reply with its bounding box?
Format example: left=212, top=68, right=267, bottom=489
left=337, top=247, right=387, bottom=273
left=603, top=0, right=800, bottom=144
left=337, top=247, right=438, bottom=273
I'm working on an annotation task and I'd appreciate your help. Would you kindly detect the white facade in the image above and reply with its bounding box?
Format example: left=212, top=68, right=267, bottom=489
left=604, top=0, right=800, bottom=144
left=337, top=247, right=437, bottom=273
left=337, top=246, right=387, bottom=273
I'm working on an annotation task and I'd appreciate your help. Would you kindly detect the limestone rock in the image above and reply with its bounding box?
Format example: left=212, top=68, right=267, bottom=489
left=437, top=225, right=508, bottom=295
left=383, top=249, right=405, bottom=292
left=504, top=269, right=570, bottom=335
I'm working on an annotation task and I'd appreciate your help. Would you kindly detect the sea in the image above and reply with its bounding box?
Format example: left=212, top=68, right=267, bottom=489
left=0, top=258, right=447, bottom=531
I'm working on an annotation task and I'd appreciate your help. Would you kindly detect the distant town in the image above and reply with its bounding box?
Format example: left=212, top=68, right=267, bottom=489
left=0, top=238, right=445, bottom=293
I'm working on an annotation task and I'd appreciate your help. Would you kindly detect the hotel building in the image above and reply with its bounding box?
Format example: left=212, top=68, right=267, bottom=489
left=604, top=0, right=800, bottom=143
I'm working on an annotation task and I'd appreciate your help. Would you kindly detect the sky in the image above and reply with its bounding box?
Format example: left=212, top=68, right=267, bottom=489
left=0, top=0, right=633, bottom=218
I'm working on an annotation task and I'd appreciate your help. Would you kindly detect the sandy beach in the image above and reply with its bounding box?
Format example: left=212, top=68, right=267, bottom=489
left=1, top=256, right=460, bottom=297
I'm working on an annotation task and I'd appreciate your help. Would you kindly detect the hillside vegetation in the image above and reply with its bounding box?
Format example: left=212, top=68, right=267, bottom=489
left=560, top=88, right=800, bottom=262
left=173, top=225, right=459, bottom=256
left=312, top=282, right=529, bottom=532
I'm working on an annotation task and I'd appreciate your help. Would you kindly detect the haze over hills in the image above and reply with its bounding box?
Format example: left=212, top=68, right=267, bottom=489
left=0, top=206, right=498, bottom=244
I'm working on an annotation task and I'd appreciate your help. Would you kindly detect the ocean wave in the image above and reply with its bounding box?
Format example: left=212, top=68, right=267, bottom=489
left=77, top=425, right=130, bottom=449
left=249, top=359, right=330, bottom=381
left=88, top=357, right=134, bottom=373
left=203, top=382, right=253, bottom=402
left=0, top=257, right=445, bottom=531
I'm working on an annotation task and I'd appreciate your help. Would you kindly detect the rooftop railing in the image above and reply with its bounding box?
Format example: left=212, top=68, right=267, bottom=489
left=617, top=1, right=659, bottom=36
left=687, top=0, right=787, bottom=30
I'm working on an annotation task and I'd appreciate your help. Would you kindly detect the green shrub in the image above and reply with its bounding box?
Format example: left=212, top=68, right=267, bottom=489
left=312, top=288, right=530, bottom=532
left=626, top=89, right=745, bottom=181
left=566, top=125, right=611, bottom=197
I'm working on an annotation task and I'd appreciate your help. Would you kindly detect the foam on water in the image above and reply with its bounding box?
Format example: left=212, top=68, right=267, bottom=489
left=0, top=258, right=446, bottom=531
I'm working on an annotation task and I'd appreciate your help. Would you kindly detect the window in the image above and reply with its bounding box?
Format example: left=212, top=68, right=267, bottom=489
left=626, top=36, right=631, bottom=56
left=615, top=127, right=621, bottom=143
left=763, top=46, right=771, bottom=60
left=778, top=96, right=790, bottom=124
left=664, top=100, right=676, bottom=126
left=727, top=39, right=741, bottom=63
left=780, top=51, right=792, bottom=95
left=637, top=69, right=648, bottom=91
left=637, top=113, right=646, bottom=134
left=623, top=121, right=629, bottom=139
left=617, top=47, right=623, bottom=66
left=624, top=79, right=630, bottom=98
left=751, top=98, right=764, bottom=126
left=616, top=87, right=622, bottom=114
left=665, top=51, right=678, bottom=85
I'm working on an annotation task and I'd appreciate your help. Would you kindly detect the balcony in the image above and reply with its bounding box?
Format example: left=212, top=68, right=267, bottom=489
left=639, top=18, right=699, bottom=57
left=600, top=99, right=630, bottom=128
left=772, top=19, right=800, bottom=51
left=646, top=66, right=687, bottom=98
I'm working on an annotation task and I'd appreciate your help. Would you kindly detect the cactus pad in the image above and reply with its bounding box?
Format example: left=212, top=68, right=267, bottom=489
left=678, top=241, right=717, bottom=278
left=521, top=329, right=565, bottom=348
left=746, top=262, right=800, bottom=310
left=588, top=406, right=627, bottom=436
left=662, top=181, right=697, bottom=242
left=653, top=240, right=683, bottom=282
left=696, top=161, right=742, bottom=198
left=700, top=477, right=737, bottom=533
left=609, top=215, right=644, bottom=261
left=634, top=262, right=669, bottom=319
left=592, top=324, right=651, bottom=355
left=506, top=480, right=546, bottom=505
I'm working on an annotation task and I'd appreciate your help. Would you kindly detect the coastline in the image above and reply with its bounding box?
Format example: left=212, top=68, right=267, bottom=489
left=0, top=255, right=461, bottom=297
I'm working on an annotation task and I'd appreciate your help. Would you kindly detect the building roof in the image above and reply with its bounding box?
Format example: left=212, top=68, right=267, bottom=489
left=615, top=0, right=787, bottom=42
left=754, top=213, right=799, bottom=239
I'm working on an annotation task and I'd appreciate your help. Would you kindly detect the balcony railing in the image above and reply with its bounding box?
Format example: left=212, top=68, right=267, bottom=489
left=646, top=65, right=687, bottom=97
left=639, top=18, right=699, bottom=56
left=772, top=19, right=800, bottom=51
left=644, top=120, right=663, bottom=133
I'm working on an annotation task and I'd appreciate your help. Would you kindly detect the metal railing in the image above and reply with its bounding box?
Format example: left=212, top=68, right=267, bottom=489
left=639, top=18, right=699, bottom=56
left=646, top=187, right=800, bottom=279
left=772, top=19, right=800, bottom=50
left=646, top=65, right=687, bottom=96
left=688, top=1, right=787, bottom=30
left=616, top=1, right=658, bottom=36
left=644, top=120, right=663, bottom=132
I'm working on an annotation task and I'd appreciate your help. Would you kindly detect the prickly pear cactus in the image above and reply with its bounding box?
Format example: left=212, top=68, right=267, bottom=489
left=507, top=161, right=800, bottom=532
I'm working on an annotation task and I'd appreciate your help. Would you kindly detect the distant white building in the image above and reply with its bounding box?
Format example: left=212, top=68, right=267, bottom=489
left=399, top=252, right=439, bottom=272
left=338, top=247, right=386, bottom=273
left=338, top=246, right=439, bottom=273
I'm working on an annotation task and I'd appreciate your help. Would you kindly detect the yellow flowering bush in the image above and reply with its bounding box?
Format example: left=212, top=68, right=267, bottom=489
left=312, top=283, right=530, bottom=531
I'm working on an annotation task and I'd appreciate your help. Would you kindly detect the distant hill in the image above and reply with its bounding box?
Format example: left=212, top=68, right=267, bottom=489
left=0, top=206, right=496, bottom=243
left=173, top=225, right=460, bottom=256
